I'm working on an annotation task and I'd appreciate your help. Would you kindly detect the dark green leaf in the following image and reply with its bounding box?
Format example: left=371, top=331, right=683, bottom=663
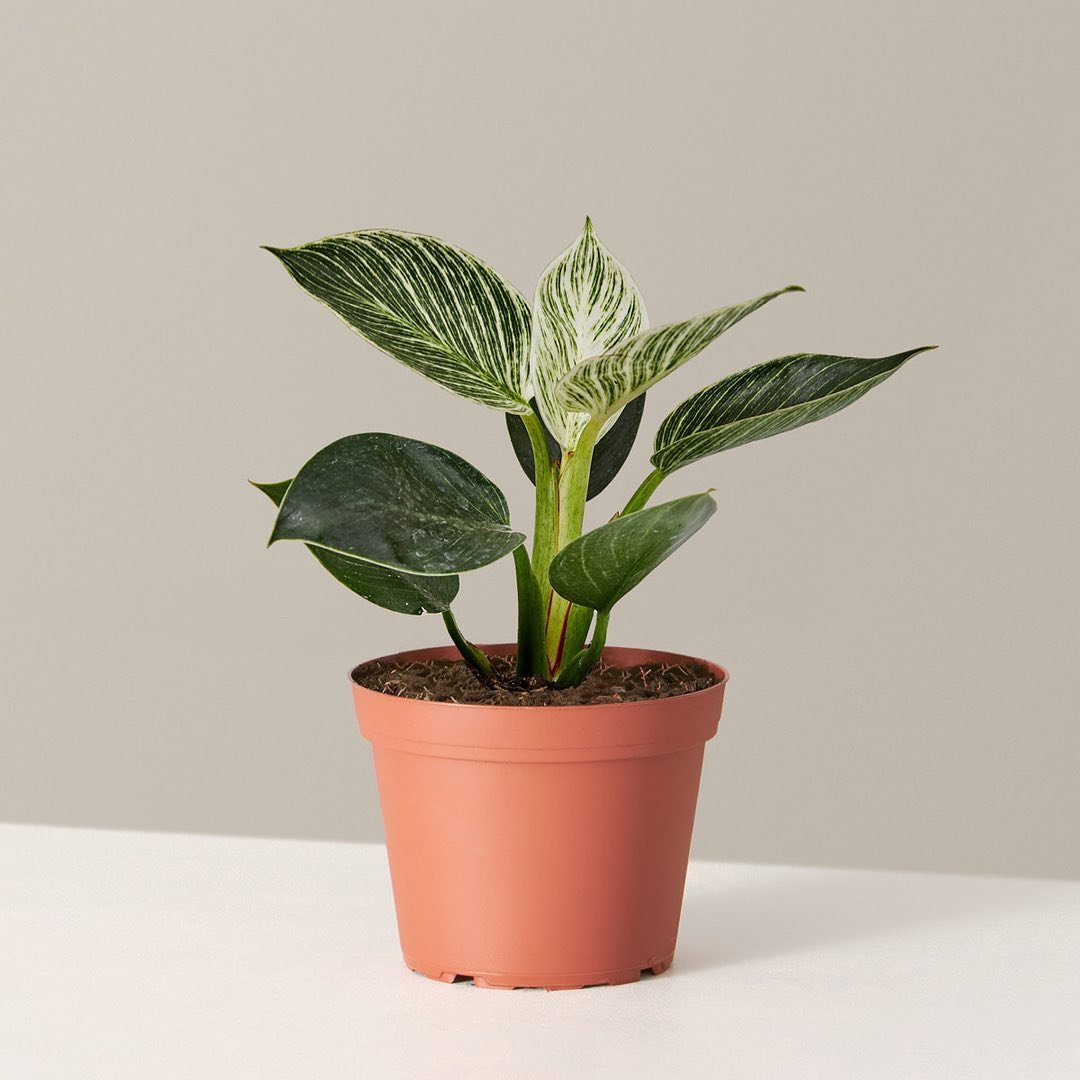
left=505, top=401, right=560, bottom=478
left=264, top=230, right=532, bottom=413
left=588, top=394, right=647, bottom=499
left=652, top=347, right=935, bottom=474
left=549, top=493, right=716, bottom=612
left=251, top=479, right=458, bottom=614
left=251, top=479, right=293, bottom=505
left=269, top=433, right=525, bottom=575
left=505, top=395, right=647, bottom=500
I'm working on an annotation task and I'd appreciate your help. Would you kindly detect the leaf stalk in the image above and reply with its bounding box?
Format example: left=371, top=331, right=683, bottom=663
left=441, top=609, right=494, bottom=683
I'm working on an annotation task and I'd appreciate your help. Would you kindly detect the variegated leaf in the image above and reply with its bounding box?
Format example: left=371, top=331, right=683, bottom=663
left=652, top=347, right=935, bottom=474
left=554, top=285, right=803, bottom=424
left=265, top=230, right=532, bottom=413
left=530, top=218, right=647, bottom=448
left=251, top=480, right=458, bottom=615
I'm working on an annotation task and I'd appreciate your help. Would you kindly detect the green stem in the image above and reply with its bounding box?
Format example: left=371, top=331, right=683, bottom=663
left=522, top=412, right=558, bottom=599
left=554, top=609, right=611, bottom=689
left=621, top=468, right=666, bottom=516
left=563, top=603, right=594, bottom=662
left=512, top=545, right=544, bottom=679
left=545, top=418, right=602, bottom=672
left=442, top=609, right=493, bottom=683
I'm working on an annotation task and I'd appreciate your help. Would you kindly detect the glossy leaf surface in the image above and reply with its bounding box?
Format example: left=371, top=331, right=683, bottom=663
left=252, top=480, right=458, bottom=615
left=652, top=347, right=934, bottom=473
left=269, top=434, right=524, bottom=575
left=549, top=492, right=716, bottom=612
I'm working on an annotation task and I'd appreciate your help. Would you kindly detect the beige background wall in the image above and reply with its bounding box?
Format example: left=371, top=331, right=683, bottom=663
left=3, top=0, right=1078, bottom=878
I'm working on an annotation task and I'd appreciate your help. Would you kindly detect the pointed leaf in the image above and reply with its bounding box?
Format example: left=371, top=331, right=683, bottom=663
left=549, top=493, right=716, bottom=612
left=269, top=433, right=525, bottom=575
left=251, top=479, right=458, bottom=614
left=251, top=479, right=293, bottom=505
left=652, top=347, right=935, bottom=474
left=505, top=394, right=647, bottom=500
left=265, top=231, right=531, bottom=413
left=531, top=218, right=647, bottom=448
left=554, top=285, right=803, bottom=424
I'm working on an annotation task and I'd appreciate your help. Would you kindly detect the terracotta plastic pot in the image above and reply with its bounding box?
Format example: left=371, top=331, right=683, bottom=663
left=353, top=643, right=727, bottom=990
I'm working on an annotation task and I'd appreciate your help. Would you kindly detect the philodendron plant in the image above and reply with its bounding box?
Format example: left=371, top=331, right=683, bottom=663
left=255, top=220, right=932, bottom=688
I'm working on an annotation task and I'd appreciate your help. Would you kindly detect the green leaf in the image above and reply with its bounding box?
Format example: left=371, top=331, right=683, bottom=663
left=265, top=230, right=532, bottom=413
left=531, top=218, right=647, bottom=449
left=505, top=394, right=647, bottom=501
left=269, top=433, right=525, bottom=575
left=251, top=479, right=293, bottom=505
left=549, top=492, right=716, bottom=612
left=553, top=285, right=803, bottom=425
left=251, top=479, right=458, bottom=615
left=652, top=347, right=935, bottom=474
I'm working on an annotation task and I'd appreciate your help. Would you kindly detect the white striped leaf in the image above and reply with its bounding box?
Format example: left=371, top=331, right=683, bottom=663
left=530, top=218, right=647, bottom=448
left=269, top=433, right=525, bottom=575
left=549, top=493, right=717, bottom=612
left=265, top=231, right=532, bottom=413
left=652, top=347, right=935, bottom=474
left=554, top=285, right=803, bottom=424
left=252, top=480, right=458, bottom=615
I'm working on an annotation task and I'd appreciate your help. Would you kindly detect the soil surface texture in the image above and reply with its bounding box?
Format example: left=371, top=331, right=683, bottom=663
left=351, top=655, right=717, bottom=706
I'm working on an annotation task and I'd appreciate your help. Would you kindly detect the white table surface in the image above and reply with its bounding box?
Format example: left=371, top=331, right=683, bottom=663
left=2, top=825, right=1078, bottom=1079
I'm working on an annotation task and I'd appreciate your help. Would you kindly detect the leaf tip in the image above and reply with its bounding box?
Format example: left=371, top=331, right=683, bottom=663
left=900, top=345, right=939, bottom=363
left=783, top=284, right=806, bottom=294
left=261, top=244, right=296, bottom=265
left=583, top=215, right=594, bottom=234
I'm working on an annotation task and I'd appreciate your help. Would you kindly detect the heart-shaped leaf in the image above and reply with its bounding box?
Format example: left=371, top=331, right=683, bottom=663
left=549, top=492, right=716, bottom=612
left=265, top=231, right=532, bottom=413
left=530, top=218, right=647, bottom=449
left=652, top=347, right=935, bottom=474
left=269, top=434, right=525, bottom=575
left=505, top=393, right=647, bottom=501
left=251, top=480, right=458, bottom=615
left=554, top=285, right=803, bottom=425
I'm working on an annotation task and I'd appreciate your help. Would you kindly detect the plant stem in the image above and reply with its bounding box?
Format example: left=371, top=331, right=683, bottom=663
left=522, top=412, right=558, bottom=595
left=441, top=609, right=494, bottom=683
left=512, top=544, right=544, bottom=679
left=621, top=468, right=666, bottom=516
left=563, top=603, right=594, bottom=661
left=554, top=609, right=611, bottom=689
left=545, top=418, right=602, bottom=672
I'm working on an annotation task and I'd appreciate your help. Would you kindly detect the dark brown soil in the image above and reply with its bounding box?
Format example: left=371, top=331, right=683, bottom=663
left=351, top=655, right=717, bottom=706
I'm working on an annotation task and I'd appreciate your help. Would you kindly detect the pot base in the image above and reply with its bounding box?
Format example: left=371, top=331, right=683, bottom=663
left=405, top=954, right=674, bottom=991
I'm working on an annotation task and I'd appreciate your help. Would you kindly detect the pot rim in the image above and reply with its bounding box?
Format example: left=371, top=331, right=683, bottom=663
left=350, top=642, right=729, bottom=713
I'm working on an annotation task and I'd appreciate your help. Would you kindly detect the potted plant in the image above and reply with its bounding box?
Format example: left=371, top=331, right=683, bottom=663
left=253, top=219, right=932, bottom=989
